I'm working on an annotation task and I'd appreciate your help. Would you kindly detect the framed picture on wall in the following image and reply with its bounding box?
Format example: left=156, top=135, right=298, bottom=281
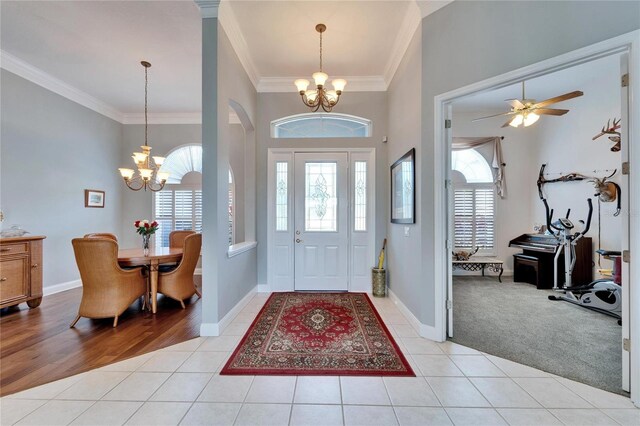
left=390, top=148, right=415, bottom=224
left=85, top=189, right=105, bottom=208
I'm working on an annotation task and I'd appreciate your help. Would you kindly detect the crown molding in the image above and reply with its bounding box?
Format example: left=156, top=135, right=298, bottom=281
left=194, top=0, right=221, bottom=19
left=383, top=2, right=422, bottom=86
left=416, top=0, right=454, bottom=18
left=218, top=1, right=259, bottom=88
left=122, top=113, right=203, bottom=125
left=1, top=50, right=205, bottom=125
left=257, top=76, right=387, bottom=93
left=1, top=50, right=125, bottom=123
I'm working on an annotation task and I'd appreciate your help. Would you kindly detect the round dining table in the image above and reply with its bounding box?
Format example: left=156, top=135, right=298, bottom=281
left=117, top=247, right=183, bottom=314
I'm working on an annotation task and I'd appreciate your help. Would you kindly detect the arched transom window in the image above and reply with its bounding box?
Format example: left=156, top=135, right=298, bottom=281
left=451, top=149, right=493, bottom=183
left=271, top=113, right=372, bottom=138
left=159, top=145, right=202, bottom=184
left=154, top=145, right=202, bottom=249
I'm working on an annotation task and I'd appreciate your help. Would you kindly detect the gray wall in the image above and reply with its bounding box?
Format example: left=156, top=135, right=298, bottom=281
left=204, top=20, right=258, bottom=322
left=256, top=92, right=389, bottom=285
left=0, top=69, right=123, bottom=288
left=119, top=124, right=201, bottom=248
left=391, top=0, right=640, bottom=327
left=387, top=26, right=423, bottom=319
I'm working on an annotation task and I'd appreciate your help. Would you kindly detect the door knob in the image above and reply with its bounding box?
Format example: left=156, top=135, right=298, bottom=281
left=296, top=239, right=303, bottom=243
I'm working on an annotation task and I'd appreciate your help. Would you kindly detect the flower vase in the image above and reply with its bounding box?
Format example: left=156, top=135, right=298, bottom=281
left=142, top=234, right=151, bottom=255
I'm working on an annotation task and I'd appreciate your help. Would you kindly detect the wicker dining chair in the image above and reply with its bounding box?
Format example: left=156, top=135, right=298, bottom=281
left=169, top=230, right=196, bottom=248
left=84, top=233, right=118, bottom=241
left=70, top=238, right=147, bottom=328
left=157, top=230, right=197, bottom=273
left=157, top=233, right=202, bottom=308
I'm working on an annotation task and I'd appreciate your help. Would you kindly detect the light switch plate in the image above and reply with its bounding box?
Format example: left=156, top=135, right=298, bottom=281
left=404, top=226, right=410, bottom=237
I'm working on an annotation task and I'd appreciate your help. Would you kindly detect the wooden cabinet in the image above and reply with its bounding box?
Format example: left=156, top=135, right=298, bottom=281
left=0, top=236, right=45, bottom=309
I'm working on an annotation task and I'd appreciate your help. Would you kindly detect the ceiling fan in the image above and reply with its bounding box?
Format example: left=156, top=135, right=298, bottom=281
left=473, top=81, right=583, bottom=128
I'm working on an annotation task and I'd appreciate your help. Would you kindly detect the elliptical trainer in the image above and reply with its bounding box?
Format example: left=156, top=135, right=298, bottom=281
left=543, top=198, right=622, bottom=321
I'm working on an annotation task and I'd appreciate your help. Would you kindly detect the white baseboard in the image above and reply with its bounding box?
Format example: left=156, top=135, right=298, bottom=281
left=257, top=283, right=271, bottom=293
left=200, top=285, right=257, bottom=336
left=43, top=279, right=82, bottom=296
left=388, top=289, right=444, bottom=342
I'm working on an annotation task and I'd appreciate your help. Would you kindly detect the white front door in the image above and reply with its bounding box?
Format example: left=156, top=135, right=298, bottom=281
left=294, top=153, right=349, bottom=291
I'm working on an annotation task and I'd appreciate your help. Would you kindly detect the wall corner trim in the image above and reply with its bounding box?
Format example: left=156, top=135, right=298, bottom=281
left=388, top=289, right=445, bottom=342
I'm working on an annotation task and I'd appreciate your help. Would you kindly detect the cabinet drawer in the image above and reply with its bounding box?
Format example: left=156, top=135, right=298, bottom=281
left=0, top=257, right=29, bottom=303
left=0, top=243, right=29, bottom=257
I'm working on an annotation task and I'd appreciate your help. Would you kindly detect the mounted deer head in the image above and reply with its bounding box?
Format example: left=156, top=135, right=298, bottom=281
left=592, top=118, right=621, bottom=152
left=589, top=170, right=621, bottom=217
left=590, top=178, right=617, bottom=203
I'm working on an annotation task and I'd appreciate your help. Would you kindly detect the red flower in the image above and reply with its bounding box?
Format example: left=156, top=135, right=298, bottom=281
left=151, top=221, right=158, bottom=227
left=144, top=223, right=149, bottom=228
left=135, top=220, right=140, bottom=227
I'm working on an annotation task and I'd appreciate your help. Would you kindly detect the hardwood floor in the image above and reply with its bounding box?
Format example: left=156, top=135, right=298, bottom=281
left=0, top=277, right=202, bottom=397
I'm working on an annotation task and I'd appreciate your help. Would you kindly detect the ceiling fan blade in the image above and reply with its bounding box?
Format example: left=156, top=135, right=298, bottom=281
left=472, top=111, right=514, bottom=122
left=505, top=99, right=525, bottom=109
left=532, top=91, right=583, bottom=108
left=501, top=118, right=515, bottom=128
left=534, top=108, right=569, bottom=116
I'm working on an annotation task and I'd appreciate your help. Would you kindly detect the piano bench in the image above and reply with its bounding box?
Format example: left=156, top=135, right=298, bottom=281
left=513, top=254, right=542, bottom=288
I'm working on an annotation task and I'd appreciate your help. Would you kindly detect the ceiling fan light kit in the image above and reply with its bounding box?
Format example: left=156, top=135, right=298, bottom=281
left=473, top=81, right=583, bottom=128
left=294, top=24, right=346, bottom=112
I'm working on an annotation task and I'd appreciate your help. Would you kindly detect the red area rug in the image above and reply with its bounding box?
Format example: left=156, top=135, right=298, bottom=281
left=220, top=292, right=414, bottom=376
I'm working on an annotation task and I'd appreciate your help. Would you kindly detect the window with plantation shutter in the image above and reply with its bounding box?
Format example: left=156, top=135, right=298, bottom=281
left=453, top=185, right=495, bottom=253
left=229, top=168, right=235, bottom=245
left=452, top=148, right=495, bottom=255
left=154, top=188, right=202, bottom=250
left=153, top=145, right=203, bottom=250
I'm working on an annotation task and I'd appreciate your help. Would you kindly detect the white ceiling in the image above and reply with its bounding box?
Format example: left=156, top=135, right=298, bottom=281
left=0, top=1, right=449, bottom=121
left=452, top=54, right=620, bottom=114
left=1, top=0, right=202, bottom=115
left=227, top=1, right=411, bottom=77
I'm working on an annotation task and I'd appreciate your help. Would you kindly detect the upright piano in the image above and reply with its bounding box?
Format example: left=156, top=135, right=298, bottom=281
left=509, top=234, right=592, bottom=289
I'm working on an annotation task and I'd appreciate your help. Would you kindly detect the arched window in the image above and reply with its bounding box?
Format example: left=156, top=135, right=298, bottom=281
left=451, top=149, right=495, bottom=254
left=451, top=149, right=493, bottom=183
left=271, top=113, right=372, bottom=138
left=153, top=145, right=202, bottom=249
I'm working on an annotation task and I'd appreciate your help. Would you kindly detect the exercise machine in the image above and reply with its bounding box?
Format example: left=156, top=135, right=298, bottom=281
left=543, top=198, right=622, bottom=321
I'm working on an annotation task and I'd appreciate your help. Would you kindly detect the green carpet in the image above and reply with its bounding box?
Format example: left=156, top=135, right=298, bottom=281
left=451, top=276, right=625, bottom=395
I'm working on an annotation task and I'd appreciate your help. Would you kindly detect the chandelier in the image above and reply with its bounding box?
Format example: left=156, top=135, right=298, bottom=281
left=294, top=24, right=346, bottom=112
left=118, top=61, right=169, bottom=192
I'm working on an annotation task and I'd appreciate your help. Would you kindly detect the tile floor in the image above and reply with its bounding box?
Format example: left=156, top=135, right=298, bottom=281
left=1, top=293, right=638, bottom=425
